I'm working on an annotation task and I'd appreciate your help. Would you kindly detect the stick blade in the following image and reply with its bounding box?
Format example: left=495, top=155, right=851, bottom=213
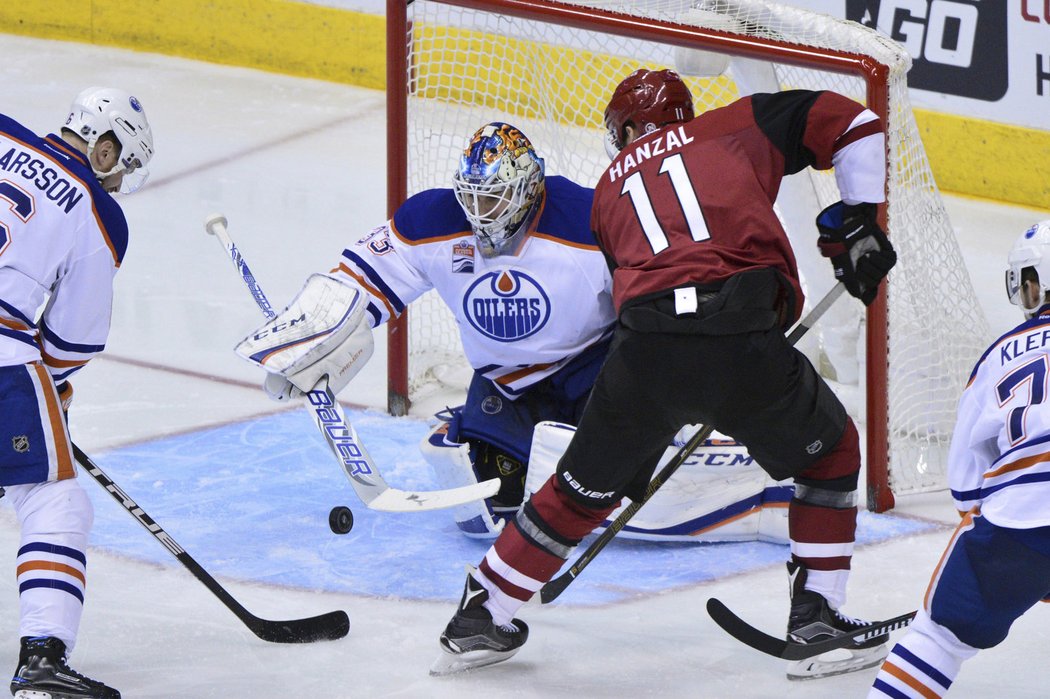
left=706, top=598, right=789, bottom=657
left=365, top=478, right=500, bottom=512
left=539, top=571, right=574, bottom=604
left=248, top=610, right=350, bottom=643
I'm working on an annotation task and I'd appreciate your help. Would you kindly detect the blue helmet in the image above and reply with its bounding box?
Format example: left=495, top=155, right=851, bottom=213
left=453, top=123, right=545, bottom=257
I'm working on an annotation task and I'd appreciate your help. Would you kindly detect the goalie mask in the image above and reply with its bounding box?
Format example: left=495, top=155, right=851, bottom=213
left=453, top=122, right=545, bottom=258
left=64, top=87, right=155, bottom=194
left=604, top=69, right=695, bottom=156
left=1006, top=220, right=1050, bottom=319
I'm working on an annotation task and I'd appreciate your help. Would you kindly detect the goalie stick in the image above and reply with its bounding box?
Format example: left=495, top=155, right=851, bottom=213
left=74, top=444, right=349, bottom=643
left=203, top=212, right=499, bottom=512
left=706, top=598, right=915, bottom=660
left=539, top=282, right=847, bottom=604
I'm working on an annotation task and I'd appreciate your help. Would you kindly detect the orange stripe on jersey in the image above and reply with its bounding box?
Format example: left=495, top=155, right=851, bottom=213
left=254, top=332, right=333, bottom=366
left=924, top=509, right=976, bottom=611
left=388, top=218, right=472, bottom=247
left=529, top=230, right=600, bottom=251
left=968, top=324, right=1050, bottom=389
left=337, top=263, right=397, bottom=319
left=0, top=316, right=32, bottom=332
left=17, top=560, right=86, bottom=585
left=7, top=133, right=122, bottom=267
left=494, top=361, right=556, bottom=386
left=32, top=364, right=74, bottom=480
left=40, top=348, right=91, bottom=369
left=46, top=136, right=83, bottom=160
left=883, top=660, right=943, bottom=699
left=984, top=450, right=1050, bottom=479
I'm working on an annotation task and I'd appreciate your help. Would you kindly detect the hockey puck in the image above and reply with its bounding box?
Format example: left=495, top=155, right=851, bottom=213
left=329, top=506, right=354, bottom=534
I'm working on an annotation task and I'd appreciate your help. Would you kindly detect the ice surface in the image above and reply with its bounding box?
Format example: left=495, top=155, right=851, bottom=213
left=1, top=33, right=1047, bottom=698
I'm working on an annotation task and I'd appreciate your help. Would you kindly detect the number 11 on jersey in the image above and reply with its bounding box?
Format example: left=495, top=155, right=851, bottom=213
left=619, top=153, right=710, bottom=254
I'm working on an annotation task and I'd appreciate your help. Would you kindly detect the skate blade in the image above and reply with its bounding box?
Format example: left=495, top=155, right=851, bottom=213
left=786, top=643, right=888, bottom=681
left=429, top=645, right=521, bottom=676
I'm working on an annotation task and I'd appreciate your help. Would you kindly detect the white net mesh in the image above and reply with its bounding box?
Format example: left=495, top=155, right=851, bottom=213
left=394, top=0, right=990, bottom=498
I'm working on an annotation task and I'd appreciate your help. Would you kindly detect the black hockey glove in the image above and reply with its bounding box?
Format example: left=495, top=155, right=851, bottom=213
left=816, top=201, right=897, bottom=306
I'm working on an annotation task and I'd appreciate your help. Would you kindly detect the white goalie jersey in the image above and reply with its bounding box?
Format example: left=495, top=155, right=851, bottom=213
left=332, top=176, right=615, bottom=397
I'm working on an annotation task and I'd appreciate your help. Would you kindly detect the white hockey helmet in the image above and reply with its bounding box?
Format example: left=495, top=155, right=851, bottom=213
left=64, top=87, right=155, bottom=194
left=1006, top=220, right=1050, bottom=318
left=453, top=122, right=545, bottom=258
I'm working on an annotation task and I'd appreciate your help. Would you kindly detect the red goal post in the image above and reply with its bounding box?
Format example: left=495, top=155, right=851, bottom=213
left=385, top=0, right=989, bottom=511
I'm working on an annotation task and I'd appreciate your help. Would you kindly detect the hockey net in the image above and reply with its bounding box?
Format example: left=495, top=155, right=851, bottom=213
left=385, top=0, right=990, bottom=510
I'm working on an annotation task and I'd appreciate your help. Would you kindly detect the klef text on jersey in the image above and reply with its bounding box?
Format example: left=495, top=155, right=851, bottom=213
left=0, top=146, right=84, bottom=214
left=606, top=125, right=695, bottom=184
left=1000, top=327, right=1050, bottom=365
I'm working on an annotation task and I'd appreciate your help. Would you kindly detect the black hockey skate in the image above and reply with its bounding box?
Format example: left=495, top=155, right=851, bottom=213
left=430, top=575, right=529, bottom=676
left=10, top=636, right=119, bottom=699
left=785, top=562, right=888, bottom=680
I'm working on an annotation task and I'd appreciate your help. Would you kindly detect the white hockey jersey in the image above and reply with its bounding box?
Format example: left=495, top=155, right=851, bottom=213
left=0, top=114, right=128, bottom=381
left=333, top=176, right=615, bottom=397
left=950, top=307, right=1050, bottom=528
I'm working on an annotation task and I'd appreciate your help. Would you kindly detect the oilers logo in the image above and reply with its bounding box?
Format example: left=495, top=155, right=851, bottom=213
left=463, top=269, right=551, bottom=341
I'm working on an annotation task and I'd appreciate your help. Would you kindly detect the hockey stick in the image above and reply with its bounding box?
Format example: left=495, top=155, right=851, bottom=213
left=706, top=598, right=915, bottom=660
left=539, top=282, right=847, bottom=603
left=73, top=444, right=349, bottom=643
left=203, top=213, right=499, bottom=512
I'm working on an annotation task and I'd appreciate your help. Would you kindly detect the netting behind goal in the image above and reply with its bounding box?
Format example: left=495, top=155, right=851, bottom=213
left=385, top=0, right=990, bottom=510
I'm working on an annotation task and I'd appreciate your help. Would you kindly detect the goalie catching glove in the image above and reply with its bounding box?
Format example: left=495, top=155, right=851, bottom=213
left=816, top=201, right=896, bottom=306
left=235, top=273, right=374, bottom=401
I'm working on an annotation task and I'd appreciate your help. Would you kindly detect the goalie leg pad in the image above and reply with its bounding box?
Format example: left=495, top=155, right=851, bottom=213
left=235, top=274, right=374, bottom=396
left=527, top=421, right=789, bottom=543
left=419, top=419, right=503, bottom=538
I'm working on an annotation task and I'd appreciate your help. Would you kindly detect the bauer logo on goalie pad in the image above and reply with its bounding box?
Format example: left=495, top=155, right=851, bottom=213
left=463, top=269, right=550, bottom=341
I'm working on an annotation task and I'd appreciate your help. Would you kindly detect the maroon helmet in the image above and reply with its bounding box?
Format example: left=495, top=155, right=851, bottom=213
left=603, top=69, right=695, bottom=151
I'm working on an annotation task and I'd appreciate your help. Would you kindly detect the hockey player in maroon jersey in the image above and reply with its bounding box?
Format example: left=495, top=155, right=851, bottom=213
left=432, top=69, right=896, bottom=679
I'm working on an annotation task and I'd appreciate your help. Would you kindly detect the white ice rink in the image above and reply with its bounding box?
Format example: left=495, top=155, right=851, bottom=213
left=1, top=32, right=1048, bottom=698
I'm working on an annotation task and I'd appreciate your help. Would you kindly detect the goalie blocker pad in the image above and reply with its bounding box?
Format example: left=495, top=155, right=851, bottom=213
left=527, top=422, right=790, bottom=543
left=235, top=274, right=374, bottom=396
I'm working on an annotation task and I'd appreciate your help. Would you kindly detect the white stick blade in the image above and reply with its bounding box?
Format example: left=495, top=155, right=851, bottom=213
left=366, top=478, right=500, bottom=513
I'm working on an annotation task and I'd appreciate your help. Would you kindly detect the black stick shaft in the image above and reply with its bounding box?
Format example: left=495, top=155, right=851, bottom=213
left=73, top=444, right=349, bottom=642
left=540, top=283, right=846, bottom=604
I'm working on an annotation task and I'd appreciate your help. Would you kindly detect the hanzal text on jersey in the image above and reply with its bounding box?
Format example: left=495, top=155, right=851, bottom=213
left=606, top=125, right=695, bottom=184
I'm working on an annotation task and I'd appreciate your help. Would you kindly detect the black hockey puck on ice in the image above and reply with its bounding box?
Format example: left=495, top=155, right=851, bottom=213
left=329, top=506, right=354, bottom=534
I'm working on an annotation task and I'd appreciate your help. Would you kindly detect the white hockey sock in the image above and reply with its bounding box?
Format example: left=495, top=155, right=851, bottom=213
left=868, top=611, right=974, bottom=698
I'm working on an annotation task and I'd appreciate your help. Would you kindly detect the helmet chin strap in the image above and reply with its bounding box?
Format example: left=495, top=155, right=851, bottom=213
left=85, top=139, right=120, bottom=181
